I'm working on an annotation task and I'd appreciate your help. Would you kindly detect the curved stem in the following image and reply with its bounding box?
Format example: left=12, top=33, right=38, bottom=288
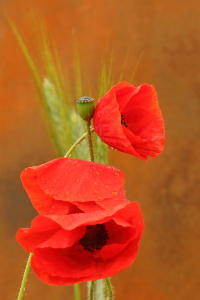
left=64, top=128, right=94, bottom=158
left=85, top=121, right=94, bottom=162
left=17, top=253, right=33, bottom=300
left=74, top=284, right=81, bottom=300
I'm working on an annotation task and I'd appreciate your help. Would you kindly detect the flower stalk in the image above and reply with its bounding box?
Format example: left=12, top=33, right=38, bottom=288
left=74, top=284, right=81, bottom=300
left=17, top=253, right=33, bottom=300
left=96, top=279, right=104, bottom=300
left=64, top=128, right=94, bottom=158
left=85, top=120, right=94, bottom=162
left=105, top=278, right=114, bottom=300
left=88, top=281, right=96, bottom=300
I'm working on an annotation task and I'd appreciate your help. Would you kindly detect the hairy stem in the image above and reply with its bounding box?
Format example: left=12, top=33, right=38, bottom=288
left=105, top=278, right=114, bottom=300
left=96, top=279, right=104, bottom=300
left=85, top=121, right=94, bottom=162
left=17, top=253, right=33, bottom=300
left=88, top=281, right=95, bottom=300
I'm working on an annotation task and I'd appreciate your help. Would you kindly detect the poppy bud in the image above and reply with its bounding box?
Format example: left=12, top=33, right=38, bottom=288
left=77, top=96, right=95, bottom=121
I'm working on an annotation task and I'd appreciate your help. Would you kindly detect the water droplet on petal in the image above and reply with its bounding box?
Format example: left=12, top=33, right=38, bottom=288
left=114, top=172, right=120, bottom=177
left=66, top=198, right=71, bottom=201
left=94, top=190, right=99, bottom=194
left=94, top=182, right=98, bottom=186
left=76, top=179, right=80, bottom=182
left=53, top=179, right=57, bottom=183
left=105, top=185, right=110, bottom=189
left=98, top=196, right=102, bottom=200
left=112, top=191, right=118, bottom=196
left=109, top=147, right=116, bottom=150
left=65, top=191, right=70, bottom=196
left=44, top=189, right=49, bottom=194
left=96, top=172, right=100, bottom=175
left=78, top=194, right=81, bottom=197
left=53, top=196, right=58, bottom=200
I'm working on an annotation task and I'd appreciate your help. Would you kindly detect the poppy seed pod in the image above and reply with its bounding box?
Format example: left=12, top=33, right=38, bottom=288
left=77, top=96, right=95, bottom=121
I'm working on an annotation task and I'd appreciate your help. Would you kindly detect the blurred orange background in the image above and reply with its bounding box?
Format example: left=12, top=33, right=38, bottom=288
left=1, top=0, right=200, bottom=299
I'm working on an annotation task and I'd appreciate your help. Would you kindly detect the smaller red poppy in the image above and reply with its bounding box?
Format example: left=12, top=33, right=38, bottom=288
left=16, top=201, right=144, bottom=285
left=93, top=81, right=165, bottom=161
left=21, top=158, right=127, bottom=215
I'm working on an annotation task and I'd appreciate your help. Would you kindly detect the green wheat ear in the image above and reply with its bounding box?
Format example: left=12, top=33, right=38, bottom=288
left=10, top=17, right=142, bottom=164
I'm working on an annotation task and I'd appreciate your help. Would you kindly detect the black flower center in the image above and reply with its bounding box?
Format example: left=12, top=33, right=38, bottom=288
left=121, top=114, right=128, bottom=128
left=78, top=224, right=109, bottom=252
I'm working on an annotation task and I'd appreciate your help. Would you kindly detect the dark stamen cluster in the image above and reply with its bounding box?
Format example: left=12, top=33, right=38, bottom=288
left=78, top=224, right=109, bottom=253
left=121, top=114, right=128, bottom=127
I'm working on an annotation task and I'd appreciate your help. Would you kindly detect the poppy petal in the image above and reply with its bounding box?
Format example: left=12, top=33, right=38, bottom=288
left=93, top=81, right=165, bottom=160
left=38, top=158, right=124, bottom=203
left=21, top=158, right=126, bottom=214
left=16, top=216, right=60, bottom=252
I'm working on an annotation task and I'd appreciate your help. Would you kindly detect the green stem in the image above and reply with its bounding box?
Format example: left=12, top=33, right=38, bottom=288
left=88, top=281, right=95, bottom=300
left=96, top=279, right=104, bottom=300
left=17, top=253, right=33, bottom=300
left=64, top=128, right=94, bottom=158
left=105, top=278, right=114, bottom=300
left=85, top=121, right=94, bottom=162
left=74, top=284, right=81, bottom=300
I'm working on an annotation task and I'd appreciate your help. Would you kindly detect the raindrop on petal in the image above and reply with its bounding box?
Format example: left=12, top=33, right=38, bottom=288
left=112, top=191, right=118, bottom=196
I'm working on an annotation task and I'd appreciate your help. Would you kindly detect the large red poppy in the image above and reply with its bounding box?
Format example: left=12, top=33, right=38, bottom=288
left=93, top=81, right=165, bottom=161
left=21, top=158, right=127, bottom=215
left=16, top=201, right=144, bottom=285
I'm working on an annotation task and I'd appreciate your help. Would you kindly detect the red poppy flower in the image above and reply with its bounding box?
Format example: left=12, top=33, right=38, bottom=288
left=21, top=158, right=127, bottom=215
left=93, top=81, right=165, bottom=161
left=16, top=201, right=144, bottom=285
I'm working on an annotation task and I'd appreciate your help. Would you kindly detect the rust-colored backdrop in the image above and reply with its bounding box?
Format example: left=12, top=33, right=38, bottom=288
left=1, top=0, right=200, bottom=299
